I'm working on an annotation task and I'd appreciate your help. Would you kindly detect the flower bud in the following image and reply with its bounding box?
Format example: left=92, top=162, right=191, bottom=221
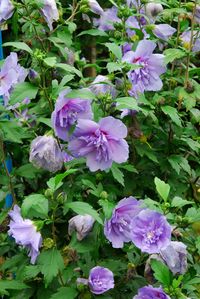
left=68, top=215, right=95, bottom=241
left=145, top=2, right=163, bottom=18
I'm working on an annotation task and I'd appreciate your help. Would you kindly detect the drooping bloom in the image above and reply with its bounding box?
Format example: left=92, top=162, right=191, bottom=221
left=29, top=135, right=63, bottom=172
left=88, top=266, right=114, bottom=295
left=89, top=75, right=117, bottom=98
left=0, top=0, right=14, bottom=24
left=51, top=88, right=93, bottom=141
left=122, top=40, right=166, bottom=97
left=40, top=0, right=59, bottom=31
left=131, top=209, right=171, bottom=254
left=0, top=52, right=27, bottom=105
left=133, top=285, right=171, bottom=299
left=93, top=6, right=121, bottom=31
left=153, top=24, right=176, bottom=41
left=104, top=197, right=144, bottom=248
left=145, top=2, right=163, bottom=19
left=180, top=30, right=200, bottom=53
left=68, top=116, right=129, bottom=171
left=8, top=205, right=42, bottom=264
left=88, top=0, right=103, bottom=15
left=68, top=214, right=95, bottom=241
left=160, top=241, right=187, bottom=275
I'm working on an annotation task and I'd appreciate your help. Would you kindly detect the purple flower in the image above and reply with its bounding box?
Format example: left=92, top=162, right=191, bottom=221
left=51, top=88, right=93, bottom=141
left=104, top=197, right=144, bottom=248
left=89, top=75, right=117, bottom=98
left=68, top=116, right=129, bottom=172
left=180, top=30, right=200, bottom=52
left=131, top=209, right=171, bottom=254
left=0, top=0, right=14, bottom=24
left=122, top=40, right=166, bottom=97
left=133, top=285, right=171, bottom=299
left=126, top=16, right=148, bottom=40
left=126, top=0, right=141, bottom=9
left=41, top=0, right=59, bottom=31
left=68, top=214, right=95, bottom=241
left=122, top=43, right=132, bottom=55
left=93, top=7, right=121, bottom=31
left=160, top=241, right=187, bottom=275
left=0, top=52, right=27, bottom=105
left=153, top=24, right=176, bottom=41
left=195, top=6, right=200, bottom=24
left=8, top=205, right=42, bottom=264
left=88, top=266, right=114, bottom=294
left=29, top=135, right=63, bottom=172
left=88, top=0, right=103, bottom=15
left=145, top=2, right=163, bottom=19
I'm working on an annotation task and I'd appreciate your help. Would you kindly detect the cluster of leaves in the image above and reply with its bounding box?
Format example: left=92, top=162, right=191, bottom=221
left=0, top=0, right=200, bottom=298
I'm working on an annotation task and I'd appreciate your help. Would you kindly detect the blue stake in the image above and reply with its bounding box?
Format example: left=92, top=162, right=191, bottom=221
left=0, top=28, right=13, bottom=208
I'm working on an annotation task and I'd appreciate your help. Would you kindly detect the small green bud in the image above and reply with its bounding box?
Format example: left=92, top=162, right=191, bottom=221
left=100, top=191, right=108, bottom=200
left=43, top=238, right=55, bottom=249
left=45, top=188, right=54, bottom=198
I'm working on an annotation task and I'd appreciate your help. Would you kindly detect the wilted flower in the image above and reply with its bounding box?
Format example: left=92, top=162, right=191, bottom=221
left=40, top=0, right=59, bottom=31
left=0, top=52, right=27, bottom=105
left=29, top=135, right=63, bottom=172
left=180, top=30, right=200, bottom=52
left=68, top=116, right=129, bottom=171
left=51, top=88, right=93, bottom=141
left=68, top=214, right=95, bottom=240
left=8, top=205, right=42, bottom=264
left=133, top=285, right=171, bottom=299
left=93, top=6, right=121, bottom=31
left=89, top=75, right=117, bottom=98
left=104, top=197, right=143, bottom=248
left=88, top=0, right=103, bottom=15
left=122, top=40, right=166, bottom=97
left=145, top=2, right=163, bottom=19
left=160, top=241, right=187, bottom=275
left=88, top=266, right=114, bottom=294
left=0, top=0, right=14, bottom=24
left=131, top=209, right=171, bottom=254
left=153, top=24, right=176, bottom=41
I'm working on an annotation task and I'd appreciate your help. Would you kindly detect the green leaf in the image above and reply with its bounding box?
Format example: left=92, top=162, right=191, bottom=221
left=186, top=207, right=200, bottom=222
left=23, top=265, right=41, bottom=280
left=21, top=194, right=49, bottom=219
left=3, top=42, right=33, bottom=54
left=66, top=88, right=95, bottom=99
left=105, top=43, right=122, bottom=60
left=50, top=287, right=77, bottom=299
left=0, top=209, right=8, bottom=225
left=171, top=196, right=193, bottom=208
left=151, top=259, right=173, bottom=287
left=161, top=106, right=182, bottom=127
left=47, top=169, right=77, bottom=191
left=15, top=163, right=40, bottom=179
left=168, top=155, right=191, bottom=175
left=44, top=57, right=57, bottom=67
left=154, top=177, right=170, bottom=202
left=9, top=82, right=38, bottom=105
left=115, top=97, right=140, bottom=111
left=78, top=29, right=108, bottom=37
left=0, top=280, right=29, bottom=296
left=110, top=163, right=124, bottom=186
left=98, top=200, right=114, bottom=219
left=65, top=201, right=103, bottom=225
left=38, top=248, right=65, bottom=287
left=164, top=48, right=186, bottom=64
left=56, top=63, right=82, bottom=77
left=107, top=62, right=122, bottom=73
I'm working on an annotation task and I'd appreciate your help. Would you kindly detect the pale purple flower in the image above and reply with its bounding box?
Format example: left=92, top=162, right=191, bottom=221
left=68, top=116, right=129, bottom=172
left=133, top=285, right=171, bottom=299
left=29, top=135, right=63, bottom=172
left=68, top=214, right=95, bottom=241
left=8, top=205, right=42, bottom=264
left=0, top=52, right=27, bottom=105
left=89, top=75, right=117, bottom=98
left=41, top=0, right=59, bottom=31
left=0, top=0, right=14, bottom=24
left=131, top=209, right=171, bottom=254
left=153, top=24, right=176, bottom=41
left=88, top=266, right=114, bottom=294
left=93, top=7, right=121, bottom=31
left=145, top=2, right=163, bottom=19
left=126, top=0, right=141, bottom=9
left=122, top=40, right=166, bottom=97
left=104, top=197, right=144, bottom=248
left=195, top=6, right=200, bottom=24
left=89, top=0, right=103, bottom=15
left=51, top=88, right=93, bottom=141
left=62, top=150, right=74, bottom=163
left=180, top=30, right=200, bottom=52
left=122, top=43, right=132, bottom=55
left=160, top=241, right=187, bottom=275
left=126, top=16, right=148, bottom=39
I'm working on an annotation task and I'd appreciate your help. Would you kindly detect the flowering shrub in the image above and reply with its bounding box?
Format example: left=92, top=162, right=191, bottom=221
left=0, top=0, right=200, bottom=298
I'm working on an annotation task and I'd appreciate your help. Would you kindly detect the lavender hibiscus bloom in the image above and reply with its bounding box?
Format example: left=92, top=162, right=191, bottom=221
left=29, top=135, right=63, bottom=172
left=153, top=24, right=176, bottom=41
left=68, top=214, right=95, bottom=241
left=133, top=285, right=171, bottom=299
left=180, top=30, right=200, bottom=52
left=51, top=88, right=93, bottom=141
left=40, top=0, right=59, bottom=31
left=0, top=0, right=14, bottom=24
left=122, top=40, right=166, bottom=97
left=126, top=16, right=148, bottom=40
left=88, top=266, right=114, bottom=294
left=8, top=205, right=42, bottom=264
left=160, top=241, right=187, bottom=275
left=93, top=6, right=121, bottom=31
left=68, top=116, right=129, bottom=171
left=89, top=75, right=117, bottom=98
left=104, top=197, right=144, bottom=248
left=88, top=0, right=103, bottom=15
left=131, top=209, right=171, bottom=254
